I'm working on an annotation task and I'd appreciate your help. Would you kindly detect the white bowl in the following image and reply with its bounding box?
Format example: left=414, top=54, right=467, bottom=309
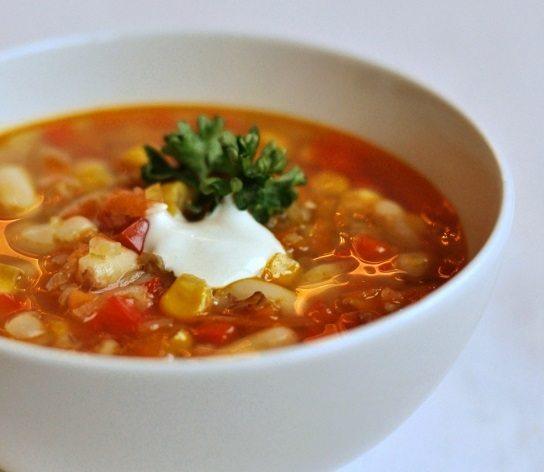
left=0, top=32, right=513, bottom=472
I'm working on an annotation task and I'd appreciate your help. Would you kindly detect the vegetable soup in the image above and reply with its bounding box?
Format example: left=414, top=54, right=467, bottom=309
left=0, top=106, right=466, bottom=357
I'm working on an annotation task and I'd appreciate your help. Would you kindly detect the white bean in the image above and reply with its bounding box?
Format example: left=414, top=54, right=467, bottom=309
left=53, top=216, right=97, bottom=243
left=337, top=188, right=381, bottom=215
left=299, top=261, right=351, bottom=285
left=394, top=252, right=430, bottom=277
left=373, top=199, right=421, bottom=249
left=5, top=312, right=45, bottom=340
left=5, top=219, right=56, bottom=256
left=0, top=255, right=40, bottom=288
left=218, top=327, right=298, bottom=354
left=0, top=165, right=39, bottom=218
left=222, top=279, right=297, bottom=316
left=374, top=199, right=404, bottom=218
left=7, top=215, right=97, bottom=257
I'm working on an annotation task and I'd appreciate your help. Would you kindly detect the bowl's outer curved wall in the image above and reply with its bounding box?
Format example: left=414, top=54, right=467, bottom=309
left=0, top=33, right=510, bottom=472
left=0, top=263, right=500, bottom=472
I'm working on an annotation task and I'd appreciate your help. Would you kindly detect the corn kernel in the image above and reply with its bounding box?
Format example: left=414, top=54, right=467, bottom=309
left=0, top=263, right=24, bottom=294
left=170, top=328, right=194, bottom=354
left=74, top=160, right=114, bottom=191
left=262, top=253, right=301, bottom=286
left=338, top=188, right=381, bottom=215
left=67, top=288, right=94, bottom=309
left=95, top=339, right=120, bottom=355
left=50, top=320, right=76, bottom=349
left=119, top=146, right=148, bottom=168
left=311, top=171, right=350, bottom=196
left=162, top=181, right=190, bottom=216
left=144, top=183, right=164, bottom=203
left=160, top=274, right=212, bottom=319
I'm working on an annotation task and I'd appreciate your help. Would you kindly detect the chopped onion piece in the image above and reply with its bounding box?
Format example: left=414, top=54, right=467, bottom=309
left=78, top=237, right=140, bottom=289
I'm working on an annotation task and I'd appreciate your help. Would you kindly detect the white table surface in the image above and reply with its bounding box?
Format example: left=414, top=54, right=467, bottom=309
left=0, top=1, right=542, bottom=470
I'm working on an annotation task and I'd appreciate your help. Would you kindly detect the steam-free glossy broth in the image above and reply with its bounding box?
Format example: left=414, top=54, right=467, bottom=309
left=0, top=106, right=466, bottom=357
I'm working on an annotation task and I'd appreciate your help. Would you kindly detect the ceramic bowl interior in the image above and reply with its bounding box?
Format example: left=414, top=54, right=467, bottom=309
left=0, top=33, right=505, bottom=263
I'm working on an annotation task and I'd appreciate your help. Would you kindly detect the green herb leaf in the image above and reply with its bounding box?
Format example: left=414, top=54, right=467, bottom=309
left=141, top=116, right=306, bottom=223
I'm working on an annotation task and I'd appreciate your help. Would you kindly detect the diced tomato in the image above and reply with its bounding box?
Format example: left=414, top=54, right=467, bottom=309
left=336, top=312, right=360, bottom=331
left=60, top=194, right=102, bottom=220
left=304, top=323, right=339, bottom=342
left=89, top=296, right=144, bottom=336
left=0, top=294, right=27, bottom=321
left=351, top=234, right=392, bottom=261
left=399, top=283, right=438, bottom=304
left=117, top=218, right=149, bottom=253
left=306, top=303, right=337, bottom=325
left=192, top=322, right=237, bottom=346
left=98, top=188, right=148, bottom=232
left=103, top=188, right=148, bottom=217
left=144, top=277, right=165, bottom=299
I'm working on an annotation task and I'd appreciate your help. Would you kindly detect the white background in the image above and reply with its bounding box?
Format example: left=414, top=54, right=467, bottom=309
left=0, top=1, right=542, bottom=470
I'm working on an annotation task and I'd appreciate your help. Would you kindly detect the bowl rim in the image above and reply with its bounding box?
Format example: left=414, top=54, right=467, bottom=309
left=0, top=30, right=515, bottom=373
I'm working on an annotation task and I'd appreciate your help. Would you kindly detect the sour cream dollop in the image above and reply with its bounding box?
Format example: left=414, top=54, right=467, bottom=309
left=144, top=197, right=285, bottom=287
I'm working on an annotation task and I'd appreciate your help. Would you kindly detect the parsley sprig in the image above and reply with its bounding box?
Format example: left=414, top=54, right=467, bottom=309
left=142, top=116, right=306, bottom=223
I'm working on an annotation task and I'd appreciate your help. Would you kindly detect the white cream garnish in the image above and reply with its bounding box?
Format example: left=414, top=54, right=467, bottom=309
left=144, top=196, right=285, bottom=287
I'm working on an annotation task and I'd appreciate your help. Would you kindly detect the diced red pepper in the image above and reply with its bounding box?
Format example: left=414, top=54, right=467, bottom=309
left=352, top=234, right=392, bottom=261
left=117, top=218, right=149, bottom=253
left=192, top=322, right=237, bottom=346
left=0, top=294, right=26, bottom=321
left=89, top=296, right=144, bottom=336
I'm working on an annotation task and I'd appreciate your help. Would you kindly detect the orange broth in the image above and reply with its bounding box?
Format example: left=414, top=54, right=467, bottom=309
left=0, top=106, right=467, bottom=357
